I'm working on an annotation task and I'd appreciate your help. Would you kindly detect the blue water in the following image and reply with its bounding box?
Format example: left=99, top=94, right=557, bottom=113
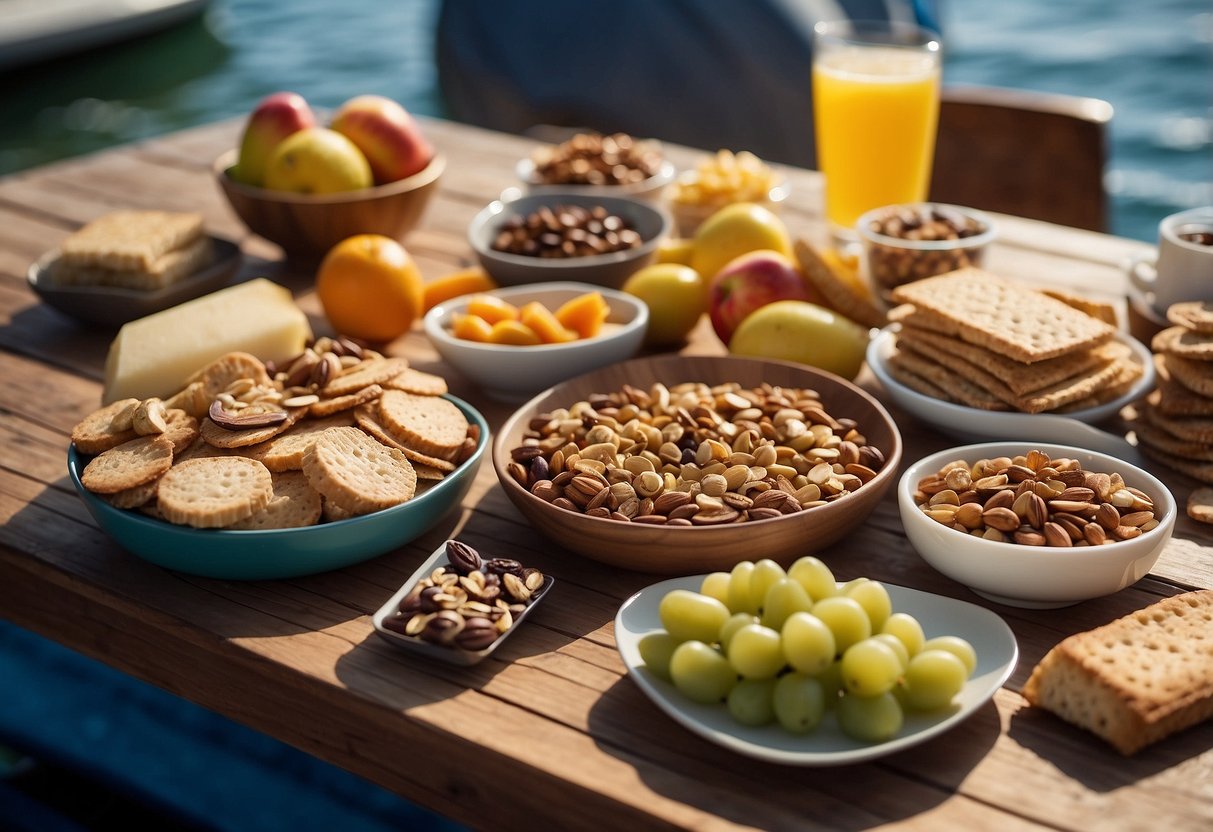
left=0, top=0, right=1209, bottom=240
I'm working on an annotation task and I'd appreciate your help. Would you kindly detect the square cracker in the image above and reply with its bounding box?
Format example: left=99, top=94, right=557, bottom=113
left=47, top=236, right=215, bottom=291
left=889, top=269, right=1116, bottom=363
left=1023, top=590, right=1213, bottom=755
left=887, top=348, right=1010, bottom=410
left=60, top=211, right=204, bottom=272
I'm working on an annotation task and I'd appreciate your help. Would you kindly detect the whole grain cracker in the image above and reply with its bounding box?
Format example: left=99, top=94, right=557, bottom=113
left=1152, top=326, right=1213, bottom=361
left=80, top=435, right=174, bottom=494
left=1137, top=442, right=1213, bottom=484
left=186, top=352, right=273, bottom=401
left=324, top=357, right=409, bottom=398
left=353, top=405, right=457, bottom=472
left=227, top=471, right=323, bottom=530
left=883, top=360, right=955, bottom=402
left=1022, top=590, right=1213, bottom=755
left=890, top=269, right=1116, bottom=363
left=49, top=236, right=215, bottom=291
left=157, top=456, right=273, bottom=528
left=200, top=406, right=305, bottom=449
left=1164, top=353, right=1213, bottom=397
left=310, top=383, right=383, bottom=418
left=71, top=398, right=140, bottom=454
left=161, top=408, right=200, bottom=453
left=1166, top=301, right=1213, bottom=334
left=59, top=210, right=203, bottom=272
left=1041, top=288, right=1118, bottom=327
left=1186, top=487, right=1213, bottom=524
left=1143, top=404, right=1213, bottom=444
left=1152, top=359, right=1213, bottom=417
left=378, top=390, right=469, bottom=457
left=244, top=413, right=357, bottom=472
left=887, top=349, right=1010, bottom=411
left=411, top=463, right=448, bottom=481
left=383, top=367, right=449, bottom=396
left=302, top=426, right=417, bottom=515
left=1127, top=416, right=1213, bottom=461
left=793, top=239, right=887, bottom=328
left=100, top=477, right=161, bottom=510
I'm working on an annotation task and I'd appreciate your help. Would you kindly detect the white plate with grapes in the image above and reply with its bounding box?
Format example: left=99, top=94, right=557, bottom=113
left=614, top=565, right=1018, bottom=766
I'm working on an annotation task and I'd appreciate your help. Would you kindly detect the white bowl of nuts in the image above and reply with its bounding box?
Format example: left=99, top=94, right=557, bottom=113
left=469, top=191, right=671, bottom=289
left=493, top=353, right=902, bottom=574
left=858, top=203, right=995, bottom=300
left=517, top=132, right=676, bottom=201
left=899, top=443, right=1176, bottom=609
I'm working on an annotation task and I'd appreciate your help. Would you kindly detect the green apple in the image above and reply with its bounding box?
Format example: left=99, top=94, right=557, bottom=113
left=263, top=127, right=373, bottom=194
left=727, top=300, right=869, bottom=380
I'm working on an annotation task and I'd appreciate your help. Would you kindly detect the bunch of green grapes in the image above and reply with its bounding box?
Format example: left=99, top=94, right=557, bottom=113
left=638, top=557, right=977, bottom=742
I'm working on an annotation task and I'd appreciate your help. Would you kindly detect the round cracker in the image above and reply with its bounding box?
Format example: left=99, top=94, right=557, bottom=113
left=310, top=383, right=383, bottom=417
left=80, top=435, right=174, bottom=494
left=161, top=408, right=200, bottom=453
left=101, top=476, right=161, bottom=509
left=302, top=426, right=417, bottom=515
left=1152, top=326, right=1213, bottom=361
left=352, top=405, right=457, bottom=472
left=244, top=413, right=357, bottom=472
left=1186, top=487, right=1213, bottom=524
left=383, top=368, right=448, bottom=396
left=200, top=406, right=305, bottom=449
left=1167, top=301, right=1213, bottom=334
left=378, top=390, right=468, bottom=457
left=187, top=352, right=272, bottom=400
left=227, top=471, right=323, bottom=530
left=72, top=399, right=140, bottom=454
left=324, top=357, right=409, bottom=397
left=157, top=457, right=273, bottom=528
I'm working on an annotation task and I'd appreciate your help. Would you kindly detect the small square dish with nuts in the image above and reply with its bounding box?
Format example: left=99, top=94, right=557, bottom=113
left=898, top=442, right=1176, bottom=609
left=372, top=539, right=554, bottom=665
left=857, top=203, right=995, bottom=299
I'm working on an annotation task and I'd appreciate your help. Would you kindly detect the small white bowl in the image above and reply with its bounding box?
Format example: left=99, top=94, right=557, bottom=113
left=423, top=282, right=648, bottom=402
left=668, top=176, right=791, bottom=237
left=516, top=157, right=676, bottom=202
left=898, top=442, right=1176, bottom=609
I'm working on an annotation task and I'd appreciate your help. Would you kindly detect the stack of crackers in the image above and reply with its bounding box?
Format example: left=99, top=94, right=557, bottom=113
left=49, top=210, right=215, bottom=291
left=1126, top=302, right=1213, bottom=483
left=884, top=269, right=1142, bottom=413
left=73, top=347, right=477, bottom=529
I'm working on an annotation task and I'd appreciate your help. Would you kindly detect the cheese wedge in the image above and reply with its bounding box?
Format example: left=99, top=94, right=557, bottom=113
left=103, top=279, right=311, bottom=403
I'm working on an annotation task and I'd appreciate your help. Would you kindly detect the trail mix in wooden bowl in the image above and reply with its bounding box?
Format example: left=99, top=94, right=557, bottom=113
left=913, top=449, right=1159, bottom=547
left=506, top=382, right=887, bottom=525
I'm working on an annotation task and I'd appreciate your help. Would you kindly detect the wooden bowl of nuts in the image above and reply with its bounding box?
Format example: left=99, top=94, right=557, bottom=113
left=899, top=443, right=1176, bottom=609
left=468, top=191, right=671, bottom=289
left=492, top=354, right=902, bottom=574
left=857, top=203, right=995, bottom=300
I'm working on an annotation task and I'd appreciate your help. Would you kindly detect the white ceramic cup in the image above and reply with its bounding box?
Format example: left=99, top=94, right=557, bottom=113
left=1129, top=206, right=1213, bottom=314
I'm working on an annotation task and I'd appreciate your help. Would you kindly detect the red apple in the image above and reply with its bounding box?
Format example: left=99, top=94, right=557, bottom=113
left=330, top=95, right=434, bottom=184
left=708, top=250, right=818, bottom=344
left=232, top=92, right=316, bottom=187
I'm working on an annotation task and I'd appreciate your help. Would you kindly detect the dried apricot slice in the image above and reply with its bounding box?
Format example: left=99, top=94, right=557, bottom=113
left=423, top=267, right=498, bottom=313
left=519, top=301, right=578, bottom=344
left=451, top=313, right=494, bottom=342
left=555, top=291, right=610, bottom=339
left=488, top=320, right=542, bottom=346
left=466, top=294, right=519, bottom=325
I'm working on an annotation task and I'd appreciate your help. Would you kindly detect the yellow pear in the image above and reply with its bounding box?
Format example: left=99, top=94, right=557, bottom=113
left=691, top=202, right=794, bottom=282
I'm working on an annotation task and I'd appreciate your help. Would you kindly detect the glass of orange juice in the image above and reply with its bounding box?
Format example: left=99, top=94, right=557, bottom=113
left=812, top=20, right=942, bottom=241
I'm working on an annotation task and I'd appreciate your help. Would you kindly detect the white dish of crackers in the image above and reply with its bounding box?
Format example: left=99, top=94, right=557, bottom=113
left=867, top=270, right=1155, bottom=441
left=28, top=210, right=242, bottom=328
left=67, top=341, right=488, bottom=580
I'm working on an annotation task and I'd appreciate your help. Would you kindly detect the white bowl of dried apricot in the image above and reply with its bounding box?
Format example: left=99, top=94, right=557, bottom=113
left=423, top=282, right=647, bottom=402
left=899, top=443, right=1175, bottom=609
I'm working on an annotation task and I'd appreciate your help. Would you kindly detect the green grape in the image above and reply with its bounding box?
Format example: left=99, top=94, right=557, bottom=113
left=761, top=578, right=813, bottom=631
left=719, top=612, right=759, bottom=651
left=727, top=561, right=758, bottom=614
left=726, top=678, right=777, bottom=726
left=810, top=596, right=871, bottom=653
left=837, top=577, right=870, bottom=595
left=921, top=636, right=977, bottom=676
left=872, top=633, right=910, bottom=672
left=845, top=580, right=892, bottom=632
left=787, top=556, right=838, bottom=602
left=816, top=660, right=845, bottom=708
left=781, top=611, right=836, bottom=675
left=637, top=631, right=679, bottom=681
left=840, top=638, right=903, bottom=697
left=881, top=612, right=926, bottom=657
left=749, top=558, right=786, bottom=615
left=669, top=641, right=737, bottom=704
left=727, top=623, right=786, bottom=679
left=772, top=672, right=825, bottom=733
left=659, top=589, right=730, bottom=644
left=699, top=572, right=732, bottom=607
left=837, top=691, right=904, bottom=742
left=902, top=649, right=968, bottom=711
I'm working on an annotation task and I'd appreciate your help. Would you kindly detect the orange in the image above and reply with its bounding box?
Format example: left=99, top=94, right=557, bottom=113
left=423, top=267, right=498, bottom=313
left=316, top=234, right=423, bottom=342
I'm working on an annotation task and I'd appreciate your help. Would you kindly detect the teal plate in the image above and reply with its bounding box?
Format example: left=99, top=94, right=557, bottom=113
left=67, top=395, right=489, bottom=580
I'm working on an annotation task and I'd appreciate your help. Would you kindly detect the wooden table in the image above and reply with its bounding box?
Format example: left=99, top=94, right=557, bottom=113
left=2, top=117, right=1210, bottom=832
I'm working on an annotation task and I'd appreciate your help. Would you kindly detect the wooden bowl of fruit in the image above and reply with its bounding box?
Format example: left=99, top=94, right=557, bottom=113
left=214, top=92, right=444, bottom=261
left=423, top=282, right=648, bottom=402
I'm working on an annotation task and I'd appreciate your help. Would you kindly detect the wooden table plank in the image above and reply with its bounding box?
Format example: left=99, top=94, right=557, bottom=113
left=0, top=116, right=1207, bottom=832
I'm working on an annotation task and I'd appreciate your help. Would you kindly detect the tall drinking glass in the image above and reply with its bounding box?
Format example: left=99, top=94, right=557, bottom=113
left=812, top=20, right=942, bottom=241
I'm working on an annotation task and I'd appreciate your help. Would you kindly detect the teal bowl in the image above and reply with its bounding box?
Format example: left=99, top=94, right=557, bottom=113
left=67, top=395, right=489, bottom=580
